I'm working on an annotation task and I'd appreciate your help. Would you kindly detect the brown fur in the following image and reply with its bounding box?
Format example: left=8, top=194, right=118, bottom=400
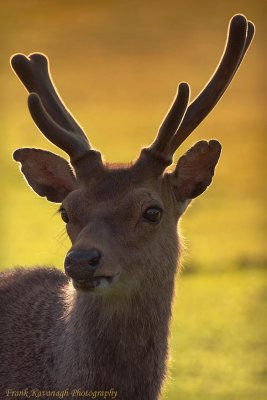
left=2, top=16, right=254, bottom=398
left=0, top=150, right=217, bottom=400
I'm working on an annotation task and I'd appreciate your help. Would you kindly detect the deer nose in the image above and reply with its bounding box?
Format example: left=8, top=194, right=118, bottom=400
left=64, top=249, right=102, bottom=280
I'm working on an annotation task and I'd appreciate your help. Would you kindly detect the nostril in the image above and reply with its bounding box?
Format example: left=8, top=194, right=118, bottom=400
left=64, top=254, right=72, bottom=271
left=88, top=250, right=101, bottom=267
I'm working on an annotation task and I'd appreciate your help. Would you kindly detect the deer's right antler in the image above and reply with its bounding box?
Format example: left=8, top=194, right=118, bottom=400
left=11, top=53, right=100, bottom=166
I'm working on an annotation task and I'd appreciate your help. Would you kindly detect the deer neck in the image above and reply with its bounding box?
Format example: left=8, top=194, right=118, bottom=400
left=54, top=264, right=177, bottom=398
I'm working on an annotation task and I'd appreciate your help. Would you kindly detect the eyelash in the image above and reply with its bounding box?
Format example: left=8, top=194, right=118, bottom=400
left=58, top=206, right=69, bottom=223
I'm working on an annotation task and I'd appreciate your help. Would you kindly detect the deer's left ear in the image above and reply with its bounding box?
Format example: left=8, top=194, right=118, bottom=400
left=168, top=140, right=222, bottom=205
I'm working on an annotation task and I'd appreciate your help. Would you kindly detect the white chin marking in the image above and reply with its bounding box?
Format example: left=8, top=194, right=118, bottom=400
left=95, top=277, right=110, bottom=288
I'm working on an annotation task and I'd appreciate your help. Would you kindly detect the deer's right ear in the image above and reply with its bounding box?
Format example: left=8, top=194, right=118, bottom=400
left=13, top=148, right=76, bottom=203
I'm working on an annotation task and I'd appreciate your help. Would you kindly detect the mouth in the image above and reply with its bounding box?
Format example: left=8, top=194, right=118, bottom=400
left=72, top=275, right=115, bottom=292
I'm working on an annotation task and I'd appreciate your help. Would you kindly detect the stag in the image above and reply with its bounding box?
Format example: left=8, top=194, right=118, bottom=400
left=0, top=14, right=254, bottom=400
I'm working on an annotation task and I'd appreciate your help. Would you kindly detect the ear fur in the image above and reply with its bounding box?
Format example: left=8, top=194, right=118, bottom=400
left=169, top=140, right=222, bottom=204
left=13, top=148, right=76, bottom=202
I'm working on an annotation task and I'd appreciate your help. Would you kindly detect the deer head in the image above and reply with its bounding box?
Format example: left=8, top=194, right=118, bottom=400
left=11, top=15, right=254, bottom=295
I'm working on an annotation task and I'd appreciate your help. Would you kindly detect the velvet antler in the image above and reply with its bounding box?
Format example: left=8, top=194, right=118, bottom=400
left=141, top=14, right=255, bottom=167
left=11, top=53, right=100, bottom=166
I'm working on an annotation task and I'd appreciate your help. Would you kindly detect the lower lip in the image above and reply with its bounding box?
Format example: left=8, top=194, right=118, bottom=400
left=72, top=276, right=113, bottom=291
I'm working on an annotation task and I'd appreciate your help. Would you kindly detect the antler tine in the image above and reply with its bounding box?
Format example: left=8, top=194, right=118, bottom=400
left=11, top=53, right=93, bottom=162
left=148, top=82, right=190, bottom=162
left=169, top=14, right=255, bottom=153
left=27, top=93, right=90, bottom=160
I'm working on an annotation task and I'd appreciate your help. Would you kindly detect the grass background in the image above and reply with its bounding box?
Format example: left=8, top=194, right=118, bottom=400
left=1, top=1, right=266, bottom=398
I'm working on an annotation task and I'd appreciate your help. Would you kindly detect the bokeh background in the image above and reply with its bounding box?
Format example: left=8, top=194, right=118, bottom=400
left=1, top=1, right=266, bottom=399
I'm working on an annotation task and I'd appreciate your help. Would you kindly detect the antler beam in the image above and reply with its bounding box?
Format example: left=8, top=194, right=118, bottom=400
left=146, top=14, right=255, bottom=164
left=11, top=53, right=94, bottom=163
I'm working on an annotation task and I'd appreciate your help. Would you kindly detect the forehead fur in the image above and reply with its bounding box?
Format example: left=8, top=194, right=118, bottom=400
left=76, top=163, right=165, bottom=201
left=67, top=164, right=169, bottom=209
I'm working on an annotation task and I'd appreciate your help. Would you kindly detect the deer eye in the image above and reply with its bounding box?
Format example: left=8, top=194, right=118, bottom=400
left=143, top=207, right=162, bottom=223
left=59, top=207, right=69, bottom=223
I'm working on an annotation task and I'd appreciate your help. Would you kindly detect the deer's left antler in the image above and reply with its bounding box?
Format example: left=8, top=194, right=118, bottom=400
left=142, top=14, right=255, bottom=166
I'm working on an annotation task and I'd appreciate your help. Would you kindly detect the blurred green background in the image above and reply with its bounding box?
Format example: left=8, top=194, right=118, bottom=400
left=0, top=1, right=266, bottom=399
